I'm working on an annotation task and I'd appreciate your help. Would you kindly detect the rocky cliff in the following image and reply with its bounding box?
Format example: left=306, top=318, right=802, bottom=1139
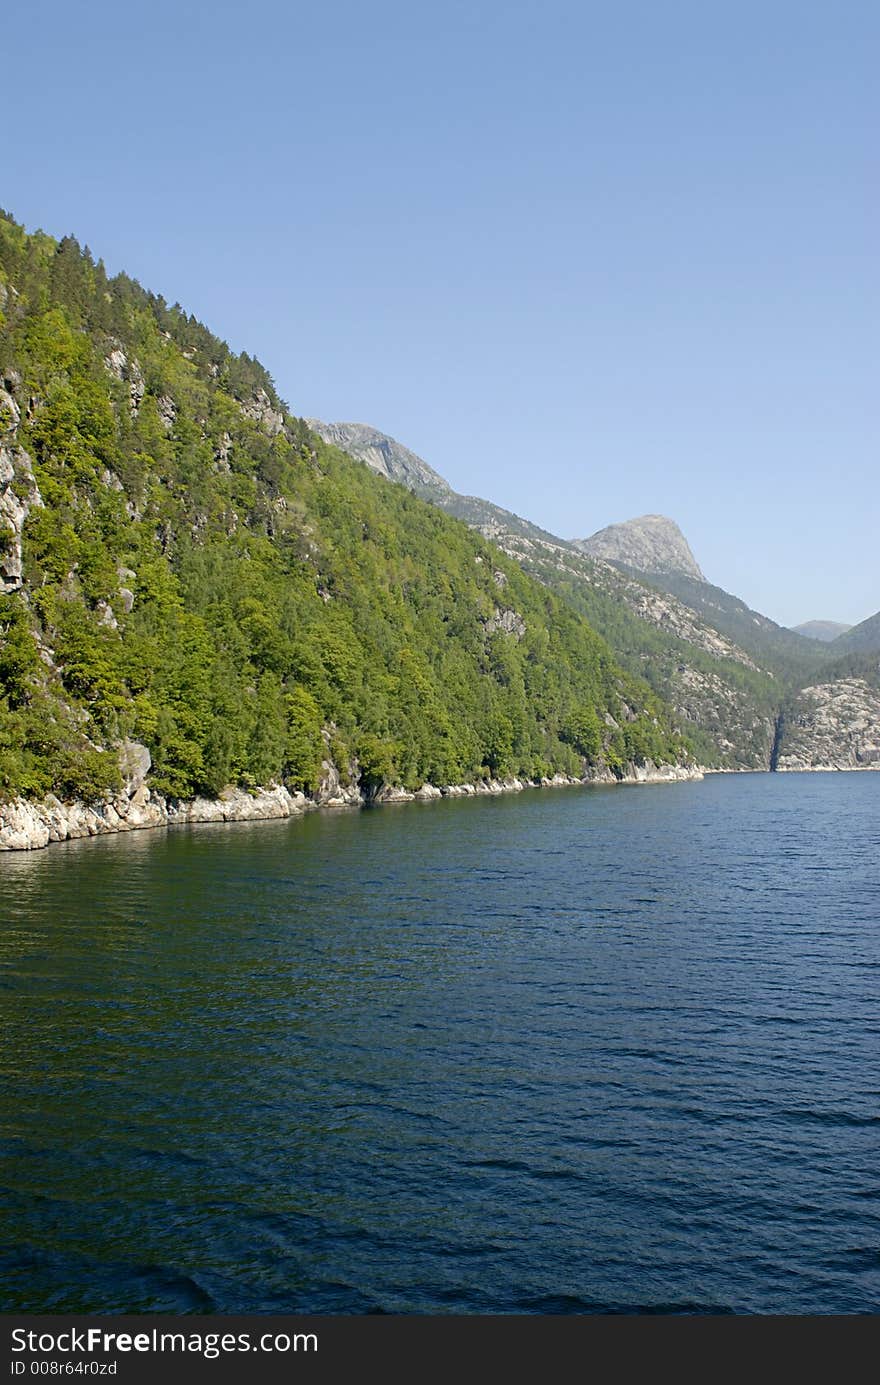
left=573, top=514, right=706, bottom=581
left=305, top=421, right=454, bottom=498
left=775, top=678, right=880, bottom=771
left=0, top=370, right=43, bottom=594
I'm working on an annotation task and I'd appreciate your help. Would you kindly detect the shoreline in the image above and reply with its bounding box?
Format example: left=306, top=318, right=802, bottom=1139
left=0, top=761, right=703, bottom=854
left=4, top=759, right=878, bottom=854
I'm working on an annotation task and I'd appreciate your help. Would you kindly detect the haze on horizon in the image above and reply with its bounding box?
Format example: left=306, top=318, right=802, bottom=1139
left=4, top=0, right=877, bottom=629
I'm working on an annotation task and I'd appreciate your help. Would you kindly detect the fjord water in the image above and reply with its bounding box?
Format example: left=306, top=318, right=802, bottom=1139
left=1, top=773, right=878, bottom=1314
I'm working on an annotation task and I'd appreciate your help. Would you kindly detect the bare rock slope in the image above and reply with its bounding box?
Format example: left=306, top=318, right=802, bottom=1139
left=573, top=514, right=706, bottom=582
left=776, top=679, right=880, bottom=771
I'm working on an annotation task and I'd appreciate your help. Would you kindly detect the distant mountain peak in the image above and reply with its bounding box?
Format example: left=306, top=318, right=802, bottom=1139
left=573, top=514, right=706, bottom=582
left=790, top=620, right=853, bottom=643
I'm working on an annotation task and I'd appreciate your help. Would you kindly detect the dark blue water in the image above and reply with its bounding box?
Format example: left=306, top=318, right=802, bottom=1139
left=0, top=773, right=878, bottom=1314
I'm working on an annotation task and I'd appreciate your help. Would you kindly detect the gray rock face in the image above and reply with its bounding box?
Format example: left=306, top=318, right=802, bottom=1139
left=791, top=620, right=853, bottom=643
left=315, top=761, right=362, bottom=807
left=776, top=679, right=880, bottom=770
left=0, top=785, right=168, bottom=851
left=119, top=740, right=152, bottom=796
left=308, top=421, right=454, bottom=497
left=240, top=388, right=285, bottom=437
left=0, top=781, right=312, bottom=851
left=573, top=514, right=706, bottom=581
left=167, top=785, right=309, bottom=824
left=104, top=344, right=145, bottom=415
left=156, top=394, right=177, bottom=432
left=0, top=373, right=43, bottom=593
left=315, top=733, right=362, bottom=807
left=214, top=431, right=233, bottom=472
left=486, top=606, right=526, bottom=640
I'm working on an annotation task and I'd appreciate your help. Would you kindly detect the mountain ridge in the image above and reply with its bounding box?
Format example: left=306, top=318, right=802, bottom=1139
left=2, top=209, right=874, bottom=841
left=306, top=418, right=572, bottom=550
left=310, top=421, right=876, bottom=772
left=0, top=211, right=694, bottom=845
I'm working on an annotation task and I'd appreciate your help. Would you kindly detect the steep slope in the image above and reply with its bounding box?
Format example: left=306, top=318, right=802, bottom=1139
left=481, top=531, right=781, bottom=769
left=617, top=569, right=829, bottom=681
left=314, top=425, right=784, bottom=767
left=315, top=423, right=879, bottom=772
left=792, top=620, right=852, bottom=642
left=303, top=421, right=454, bottom=499
left=307, top=419, right=568, bottom=548
left=574, top=514, right=705, bottom=581
left=567, top=513, right=829, bottom=682
left=0, top=212, right=692, bottom=835
left=776, top=662, right=880, bottom=771
left=573, top=545, right=875, bottom=775
left=828, top=608, right=880, bottom=655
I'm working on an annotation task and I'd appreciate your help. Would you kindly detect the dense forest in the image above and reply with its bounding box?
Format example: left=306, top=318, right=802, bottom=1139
left=0, top=212, right=691, bottom=807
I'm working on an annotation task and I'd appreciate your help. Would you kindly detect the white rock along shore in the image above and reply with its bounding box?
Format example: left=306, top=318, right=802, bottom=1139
left=0, top=761, right=703, bottom=852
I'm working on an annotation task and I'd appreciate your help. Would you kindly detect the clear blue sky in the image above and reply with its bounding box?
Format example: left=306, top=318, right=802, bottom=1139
left=5, top=1, right=877, bottom=626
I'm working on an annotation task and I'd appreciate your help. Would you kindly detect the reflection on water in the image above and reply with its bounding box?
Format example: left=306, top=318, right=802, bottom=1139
left=1, top=773, right=878, bottom=1312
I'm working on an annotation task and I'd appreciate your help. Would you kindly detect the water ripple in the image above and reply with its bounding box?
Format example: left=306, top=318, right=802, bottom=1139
left=0, top=772, right=878, bottom=1313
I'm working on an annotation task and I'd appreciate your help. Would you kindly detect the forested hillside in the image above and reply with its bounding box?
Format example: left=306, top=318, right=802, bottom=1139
left=313, top=423, right=879, bottom=772
left=828, top=608, right=880, bottom=656
left=619, top=569, right=829, bottom=681
left=0, top=213, right=690, bottom=809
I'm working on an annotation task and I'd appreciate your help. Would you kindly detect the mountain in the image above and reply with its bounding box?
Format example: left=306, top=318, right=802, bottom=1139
left=627, top=569, right=828, bottom=679
left=565, top=513, right=826, bottom=680
left=304, top=421, right=454, bottom=499
left=827, top=609, right=880, bottom=655
left=312, top=425, right=788, bottom=766
left=306, top=420, right=569, bottom=549
left=3, top=208, right=868, bottom=836
left=574, top=514, right=705, bottom=582
left=775, top=657, right=880, bottom=772
left=564, top=506, right=843, bottom=686
left=313, top=424, right=876, bottom=773
left=791, top=620, right=853, bottom=643
left=0, top=211, right=693, bottom=838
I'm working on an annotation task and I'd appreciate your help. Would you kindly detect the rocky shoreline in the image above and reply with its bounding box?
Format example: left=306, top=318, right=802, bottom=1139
left=6, top=755, right=879, bottom=854
left=0, top=760, right=703, bottom=853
